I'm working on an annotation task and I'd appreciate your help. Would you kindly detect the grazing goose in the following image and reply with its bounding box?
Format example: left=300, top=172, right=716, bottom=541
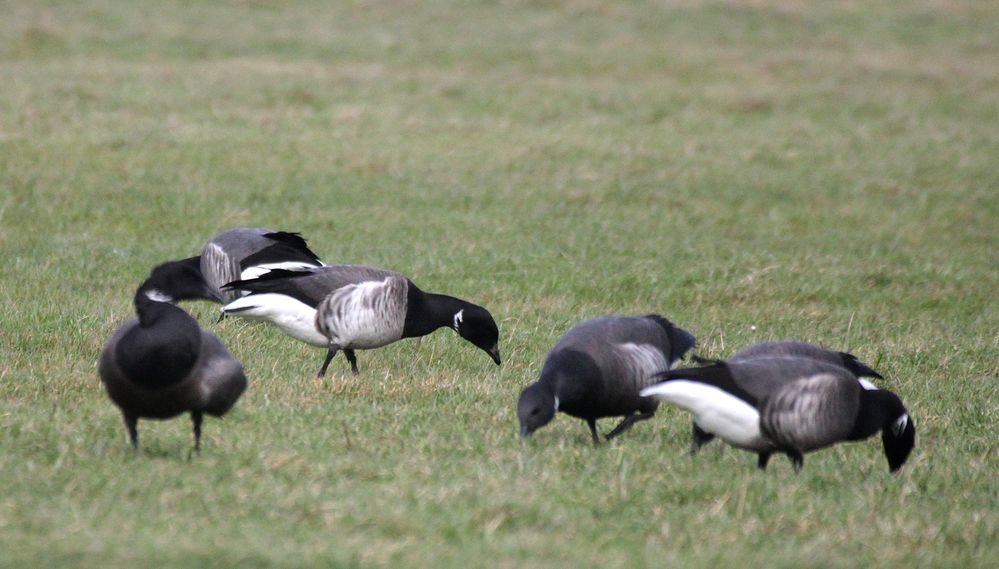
left=220, top=265, right=502, bottom=376
left=98, top=263, right=248, bottom=451
left=200, top=227, right=325, bottom=304
left=759, top=372, right=915, bottom=472
left=689, top=340, right=884, bottom=453
left=640, top=356, right=915, bottom=472
left=517, top=315, right=696, bottom=445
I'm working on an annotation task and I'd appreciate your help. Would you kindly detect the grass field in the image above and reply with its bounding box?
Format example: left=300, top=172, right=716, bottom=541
left=1, top=1, right=997, bottom=567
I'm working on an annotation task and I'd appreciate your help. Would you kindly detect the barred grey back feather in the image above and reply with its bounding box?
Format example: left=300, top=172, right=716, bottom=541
left=201, top=228, right=275, bottom=303
left=726, top=357, right=851, bottom=403
left=760, top=373, right=860, bottom=452
left=202, top=242, right=241, bottom=303
left=316, top=275, right=409, bottom=349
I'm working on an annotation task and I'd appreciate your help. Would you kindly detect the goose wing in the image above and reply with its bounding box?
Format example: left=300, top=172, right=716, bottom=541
left=759, top=372, right=861, bottom=452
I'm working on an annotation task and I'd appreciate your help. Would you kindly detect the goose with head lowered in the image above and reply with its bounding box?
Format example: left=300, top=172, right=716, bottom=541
left=220, top=265, right=501, bottom=376
left=148, top=228, right=325, bottom=307
left=517, top=315, right=696, bottom=445
left=200, top=227, right=325, bottom=304
left=688, top=340, right=885, bottom=453
left=98, top=262, right=248, bottom=452
left=640, top=355, right=915, bottom=472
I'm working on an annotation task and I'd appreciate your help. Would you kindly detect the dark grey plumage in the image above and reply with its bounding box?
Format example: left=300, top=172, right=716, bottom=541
left=518, top=315, right=696, bottom=445
left=642, top=356, right=916, bottom=472
left=201, top=227, right=324, bottom=304
left=730, top=341, right=883, bottom=379
left=98, top=266, right=247, bottom=452
left=689, top=341, right=884, bottom=454
left=143, top=228, right=324, bottom=306
left=225, top=265, right=401, bottom=309
left=759, top=369, right=915, bottom=472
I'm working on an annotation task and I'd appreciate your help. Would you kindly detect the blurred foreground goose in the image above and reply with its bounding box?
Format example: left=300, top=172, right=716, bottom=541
left=640, top=356, right=915, bottom=472
left=220, top=265, right=501, bottom=376
left=149, top=228, right=325, bottom=305
left=689, top=340, right=885, bottom=453
left=517, top=315, right=696, bottom=445
left=98, top=262, right=248, bottom=452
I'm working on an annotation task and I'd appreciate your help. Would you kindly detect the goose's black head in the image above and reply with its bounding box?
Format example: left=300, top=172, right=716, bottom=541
left=139, top=257, right=219, bottom=304
left=453, top=304, right=501, bottom=365
left=862, top=389, right=915, bottom=473
left=882, top=400, right=916, bottom=473
left=518, top=382, right=557, bottom=440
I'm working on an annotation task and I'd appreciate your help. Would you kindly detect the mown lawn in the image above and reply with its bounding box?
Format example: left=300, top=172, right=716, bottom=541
left=1, top=1, right=996, bottom=567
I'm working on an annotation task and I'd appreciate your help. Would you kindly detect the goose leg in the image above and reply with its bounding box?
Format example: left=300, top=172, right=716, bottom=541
left=605, top=411, right=655, bottom=440
left=757, top=452, right=772, bottom=470
left=191, top=411, right=203, bottom=454
left=317, top=346, right=339, bottom=378
left=586, top=418, right=600, bottom=446
left=787, top=449, right=804, bottom=473
left=690, top=422, right=715, bottom=455
left=344, top=349, right=359, bottom=375
left=123, top=414, right=139, bottom=450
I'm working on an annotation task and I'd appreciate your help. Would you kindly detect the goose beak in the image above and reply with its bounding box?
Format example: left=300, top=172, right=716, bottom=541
left=488, top=344, right=501, bottom=366
left=520, top=425, right=531, bottom=440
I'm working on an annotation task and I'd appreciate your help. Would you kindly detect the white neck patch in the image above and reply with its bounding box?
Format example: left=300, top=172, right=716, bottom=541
left=858, top=378, right=879, bottom=391
left=553, top=396, right=560, bottom=412
left=144, top=289, right=173, bottom=303
left=453, top=309, right=464, bottom=331
left=892, top=414, right=909, bottom=436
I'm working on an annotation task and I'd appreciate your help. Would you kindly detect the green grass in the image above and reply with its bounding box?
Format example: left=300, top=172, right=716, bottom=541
left=1, top=0, right=997, bottom=567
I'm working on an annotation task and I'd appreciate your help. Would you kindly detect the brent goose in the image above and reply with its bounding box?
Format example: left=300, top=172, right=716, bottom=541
left=200, top=227, right=325, bottom=303
left=98, top=262, right=248, bottom=451
left=689, top=340, right=885, bottom=453
left=220, top=265, right=501, bottom=376
left=146, top=228, right=324, bottom=306
left=640, top=356, right=915, bottom=472
left=517, top=315, right=696, bottom=445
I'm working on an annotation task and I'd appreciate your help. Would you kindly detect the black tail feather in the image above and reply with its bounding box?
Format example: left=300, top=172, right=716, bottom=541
left=237, top=232, right=323, bottom=270
left=263, top=231, right=322, bottom=261
left=839, top=352, right=884, bottom=379
left=648, top=361, right=757, bottom=406
left=643, top=314, right=697, bottom=362
left=221, top=267, right=316, bottom=292
left=650, top=360, right=727, bottom=382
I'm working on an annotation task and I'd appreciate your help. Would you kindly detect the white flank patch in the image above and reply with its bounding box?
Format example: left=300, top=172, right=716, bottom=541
left=144, top=289, right=173, bottom=303
left=453, top=309, right=464, bottom=331
left=223, top=293, right=327, bottom=346
left=641, top=381, right=770, bottom=451
left=553, top=396, right=560, bottom=412
left=858, top=378, right=879, bottom=391
left=239, top=262, right=321, bottom=281
left=616, top=343, right=669, bottom=389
